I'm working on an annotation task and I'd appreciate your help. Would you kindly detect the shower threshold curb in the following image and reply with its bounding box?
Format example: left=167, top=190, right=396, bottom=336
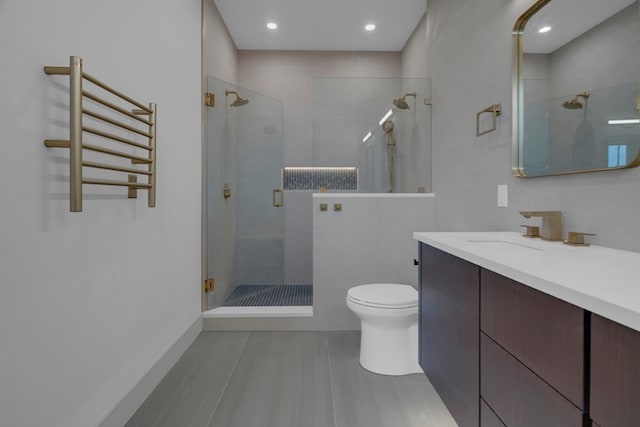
left=203, top=306, right=313, bottom=318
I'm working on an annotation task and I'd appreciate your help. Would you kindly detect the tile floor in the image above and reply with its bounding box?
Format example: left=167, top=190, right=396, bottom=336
left=126, top=331, right=458, bottom=427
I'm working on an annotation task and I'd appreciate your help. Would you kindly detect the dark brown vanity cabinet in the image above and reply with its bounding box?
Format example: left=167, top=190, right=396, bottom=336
left=419, top=243, right=640, bottom=426
left=480, top=269, right=585, bottom=427
left=419, top=244, right=585, bottom=427
left=480, top=399, right=505, bottom=427
left=590, top=314, right=640, bottom=427
left=418, top=243, right=480, bottom=427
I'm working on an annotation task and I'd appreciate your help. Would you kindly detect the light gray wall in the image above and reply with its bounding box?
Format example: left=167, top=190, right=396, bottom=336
left=548, top=5, right=637, bottom=100
left=401, top=13, right=428, bottom=79
left=203, top=0, right=238, bottom=84
left=0, top=1, right=202, bottom=426
left=313, top=194, right=435, bottom=330
left=426, top=0, right=640, bottom=251
left=238, top=51, right=402, bottom=165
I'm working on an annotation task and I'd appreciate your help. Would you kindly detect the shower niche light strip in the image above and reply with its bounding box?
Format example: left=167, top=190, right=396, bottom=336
left=282, top=167, right=359, bottom=191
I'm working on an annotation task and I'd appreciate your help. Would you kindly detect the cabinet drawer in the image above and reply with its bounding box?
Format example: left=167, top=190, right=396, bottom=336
left=481, top=399, right=505, bottom=427
left=480, top=269, right=584, bottom=408
left=481, top=333, right=583, bottom=427
left=591, top=314, right=640, bottom=427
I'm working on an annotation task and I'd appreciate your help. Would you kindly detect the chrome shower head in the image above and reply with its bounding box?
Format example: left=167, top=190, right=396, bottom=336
left=562, top=91, right=590, bottom=110
left=225, top=89, right=249, bottom=107
left=393, top=92, right=417, bottom=110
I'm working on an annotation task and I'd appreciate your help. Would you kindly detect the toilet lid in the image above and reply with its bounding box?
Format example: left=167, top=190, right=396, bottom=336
left=347, top=283, right=418, bottom=309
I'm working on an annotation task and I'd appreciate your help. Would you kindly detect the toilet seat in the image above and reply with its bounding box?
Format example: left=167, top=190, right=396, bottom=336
left=347, top=283, right=418, bottom=309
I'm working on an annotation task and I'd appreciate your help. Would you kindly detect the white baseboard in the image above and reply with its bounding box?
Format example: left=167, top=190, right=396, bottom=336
left=94, top=315, right=203, bottom=427
left=203, top=306, right=313, bottom=318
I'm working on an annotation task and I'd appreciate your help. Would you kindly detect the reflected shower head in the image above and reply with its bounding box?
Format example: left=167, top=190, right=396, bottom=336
left=393, top=92, right=417, bottom=110
left=563, top=98, right=583, bottom=109
left=562, top=91, right=590, bottom=110
left=225, top=89, right=249, bottom=107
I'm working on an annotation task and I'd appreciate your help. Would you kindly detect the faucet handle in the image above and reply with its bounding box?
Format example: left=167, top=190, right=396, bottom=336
left=519, top=210, right=561, bottom=218
left=563, top=231, right=596, bottom=247
left=520, top=224, right=540, bottom=238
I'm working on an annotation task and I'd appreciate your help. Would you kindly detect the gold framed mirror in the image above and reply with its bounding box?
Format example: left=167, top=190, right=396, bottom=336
left=512, top=0, right=639, bottom=177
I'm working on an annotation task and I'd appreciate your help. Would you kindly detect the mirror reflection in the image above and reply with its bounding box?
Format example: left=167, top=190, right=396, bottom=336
left=514, top=0, right=639, bottom=176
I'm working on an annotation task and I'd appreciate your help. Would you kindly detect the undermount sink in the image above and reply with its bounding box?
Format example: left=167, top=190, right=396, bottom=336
left=464, top=239, right=542, bottom=252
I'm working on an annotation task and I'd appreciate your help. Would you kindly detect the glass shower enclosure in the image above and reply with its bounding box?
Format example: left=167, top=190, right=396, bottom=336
left=312, top=77, right=431, bottom=193
left=204, top=77, right=285, bottom=310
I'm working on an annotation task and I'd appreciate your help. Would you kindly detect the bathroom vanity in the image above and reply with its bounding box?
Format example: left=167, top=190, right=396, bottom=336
left=414, top=232, right=640, bottom=427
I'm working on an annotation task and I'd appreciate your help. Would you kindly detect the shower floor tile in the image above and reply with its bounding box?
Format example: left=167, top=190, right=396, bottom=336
left=222, top=284, right=312, bottom=307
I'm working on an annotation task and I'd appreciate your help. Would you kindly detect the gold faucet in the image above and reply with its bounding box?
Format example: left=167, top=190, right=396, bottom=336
left=519, top=211, right=562, bottom=241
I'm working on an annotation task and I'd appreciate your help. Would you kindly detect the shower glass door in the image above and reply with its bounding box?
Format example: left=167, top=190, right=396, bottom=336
left=204, top=76, right=284, bottom=310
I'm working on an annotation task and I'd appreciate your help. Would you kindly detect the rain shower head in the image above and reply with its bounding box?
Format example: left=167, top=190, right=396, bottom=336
left=225, top=89, right=249, bottom=107
left=563, top=98, right=583, bottom=109
left=393, top=92, right=417, bottom=110
left=562, top=91, right=590, bottom=109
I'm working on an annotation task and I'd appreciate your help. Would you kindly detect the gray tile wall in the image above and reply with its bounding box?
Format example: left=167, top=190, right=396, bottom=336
left=237, top=52, right=402, bottom=286
left=426, top=0, right=640, bottom=252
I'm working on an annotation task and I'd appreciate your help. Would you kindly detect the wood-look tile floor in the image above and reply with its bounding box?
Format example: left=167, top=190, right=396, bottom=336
left=126, top=331, right=458, bottom=427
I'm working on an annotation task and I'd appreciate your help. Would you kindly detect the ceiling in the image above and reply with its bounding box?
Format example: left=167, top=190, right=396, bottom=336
left=523, top=0, right=634, bottom=53
left=213, top=0, right=427, bottom=52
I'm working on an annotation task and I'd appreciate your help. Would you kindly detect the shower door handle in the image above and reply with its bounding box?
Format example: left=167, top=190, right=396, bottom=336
left=272, top=189, right=283, bottom=208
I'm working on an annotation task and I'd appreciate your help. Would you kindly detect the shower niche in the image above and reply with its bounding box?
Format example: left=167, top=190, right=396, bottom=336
left=312, top=77, right=431, bottom=193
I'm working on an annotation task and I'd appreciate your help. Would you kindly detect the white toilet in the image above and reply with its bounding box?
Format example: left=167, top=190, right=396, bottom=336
left=346, top=283, right=423, bottom=376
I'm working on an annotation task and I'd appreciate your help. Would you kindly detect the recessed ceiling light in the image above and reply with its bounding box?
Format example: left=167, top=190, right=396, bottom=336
left=267, top=22, right=278, bottom=30
left=538, top=26, right=551, bottom=33
left=365, top=24, right=376, bottom=31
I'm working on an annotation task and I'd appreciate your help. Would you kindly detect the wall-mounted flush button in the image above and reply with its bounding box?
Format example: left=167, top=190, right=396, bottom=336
left=320, top=203, right=328, bottom=211
left=334, top=203, right=342, bottom=212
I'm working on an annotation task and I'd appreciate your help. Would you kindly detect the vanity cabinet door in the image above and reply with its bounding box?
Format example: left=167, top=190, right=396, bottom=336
left=591, top=314, right=640, bottom=427
left=481, top=399, right=506, bottom=427
left=419, top=243, right=479, bottom=427
left=481, top=333, right=583, bottom=427
left=480, top=269, right=585, bottom=408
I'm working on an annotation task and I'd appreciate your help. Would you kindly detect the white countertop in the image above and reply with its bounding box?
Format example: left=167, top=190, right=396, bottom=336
left=313, top=193, right=435, bottom=198
left=413, top=231, right=640, bottom=332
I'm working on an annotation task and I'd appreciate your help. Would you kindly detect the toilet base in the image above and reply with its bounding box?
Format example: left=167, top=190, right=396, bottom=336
left=346, top=284, right=423, bottom=376
left=358, top=318, right=423, bottom=376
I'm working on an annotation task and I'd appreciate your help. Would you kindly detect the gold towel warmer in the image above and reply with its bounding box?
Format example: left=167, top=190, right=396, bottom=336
left=43, top=56, right=156, bottom=212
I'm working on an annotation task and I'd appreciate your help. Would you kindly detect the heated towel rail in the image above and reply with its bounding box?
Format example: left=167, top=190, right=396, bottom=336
left=43, top=56, right=156, bottom=212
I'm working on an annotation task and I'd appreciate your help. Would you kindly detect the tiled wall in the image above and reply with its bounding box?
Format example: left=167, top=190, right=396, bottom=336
left=313, top=194, right=435, bottom=330
left=238, top=51, right=402, bottom=285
